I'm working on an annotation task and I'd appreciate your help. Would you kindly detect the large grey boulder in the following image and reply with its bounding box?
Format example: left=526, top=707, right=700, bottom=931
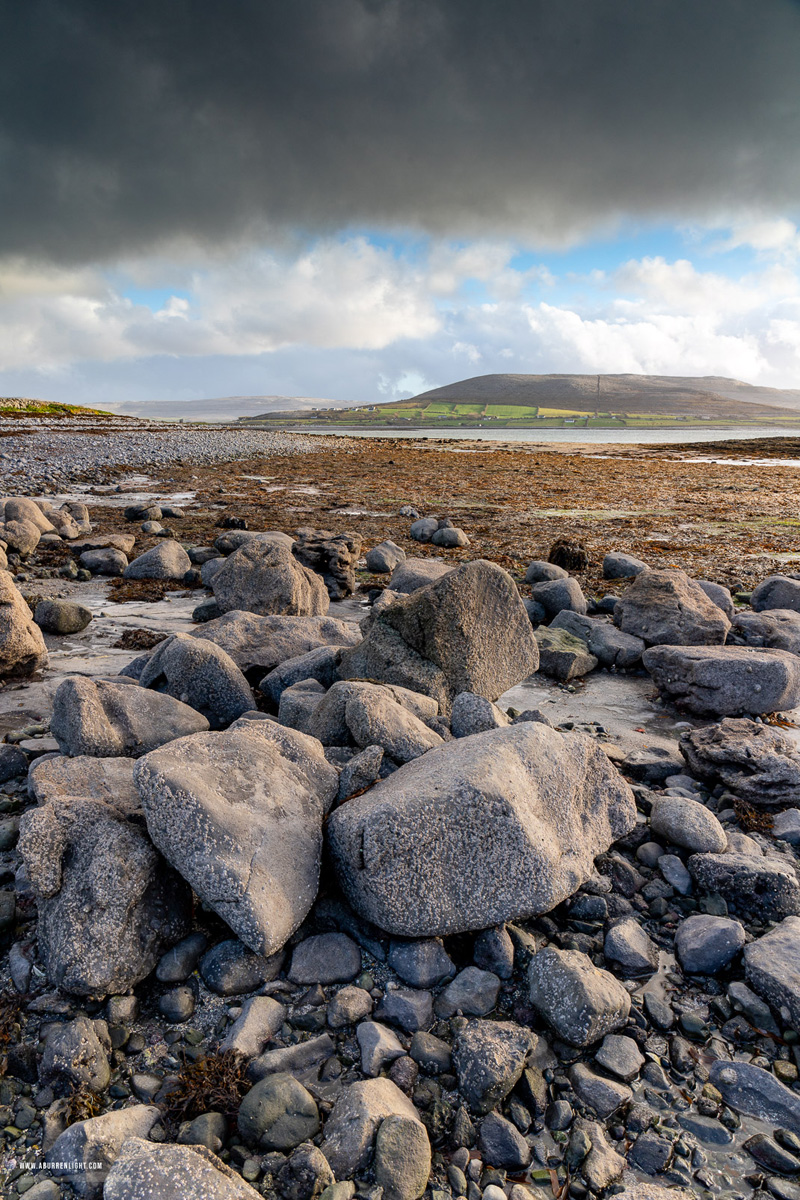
left=1, top=496, right=55, bottom=531
left=215, top=529, right=294, bottom=554
left=450, top=693, right=510, bottom=737
left=46, top=1107, right=160, bottom=1198
left=680, top=717, right=800, bottom=804
left=744, top=916, right=800, bottom=1032
left=614, top=568, right=731, bottom=646
left=344, top=687, right=443, bottom=763
left=34, top=598, right=92, bottom=634
left=28, top=754, right=141, bottom=818
left=339, top=560, right=539, bottom=713
left=135, top=720, right=337, bottom=956
left=534, top=626, right=598, bottom=681
left=675, top=914, right=745, bottom=974
left=51, top=676, right=209, bottom=757
left=213, top=539, right=329, bottom=616
left=688, top=852, right=800, bottom=920
left=0, top=570, right=47, bottom=677
left=124, top=540, right=192, bottom=580
left=293, top=527, right=361, bottom=600
left=1, top=517, right=40, bottom=555
left=528, top=946, right=631, bottom=1047
left=138, top=633, right=253, bottom=729
left=259, top=645, right=346, bottom=704
left=751, top=575, right=800, bottom=613
left=188, top=611, right=361, bottom=675
left=642, top=644, right=800, bottom=716
left=389, top=557, right=454, bottom=593
left=550, top=611, right=645, bottom=669
left=709, top=1060, right=800, bottom=1134
left=697, top=580, right=735, bottom=619
left=730, top=608, right=800, bottom=655
left=524, top=560, right=568, bottom=584
left=18, top=794, right=191, bottom=994
left=327, top=722, right=636, bottom=937
left=104, top=1137, right=261, bottom=1199
left=320, top=1078, right=425, bottom=1179
left=80, top=547, right=128, bottom=575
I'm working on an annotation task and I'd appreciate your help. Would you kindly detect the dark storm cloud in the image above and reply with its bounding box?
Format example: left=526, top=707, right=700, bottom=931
left=2, top=0, right=800, bottom=263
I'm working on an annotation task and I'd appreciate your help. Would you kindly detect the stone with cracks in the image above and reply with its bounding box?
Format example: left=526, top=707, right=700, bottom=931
left=305, top=680, right=437, bottom=746
left=123, top=540, right=192, bottom=580
left=680, top=717, right=800, bottom=804
left=188, top=612, right=362, bottom=675
left=338, top=561, right=539, bottom=714
left=320, top=1078, right=425, bottom=1179
left=293, top=528, right=362, bottom=600
left=642, top=645, right=800, bottom=716
left=528, top=946, right=631, bottom=1047
left=103, top=1137, right=261, bottom=1200
left=614, top=568, right=730, bottom=646
left=135, top=720, right=337, bottom=956
left=18, top=794, right=191, bottom=995
left=745, top=917, right=800, bottom=1032
left=138, top=633, right=253, bottom=729
left=345, top=688, right=443, bottom=763
left=51, top=676, right=209, bottom=757
left=213, top=539, right=329, bottom=616
left=0, top=570, right=47, bottom=678
left=327, top=723, right=635, bottom=938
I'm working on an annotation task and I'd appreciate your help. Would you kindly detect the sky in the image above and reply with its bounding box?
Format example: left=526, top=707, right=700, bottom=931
left=3, top=0, right=800, bottom=408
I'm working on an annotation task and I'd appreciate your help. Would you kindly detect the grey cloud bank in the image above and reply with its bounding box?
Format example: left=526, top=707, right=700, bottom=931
left=2, top=0, right=800, bottom=263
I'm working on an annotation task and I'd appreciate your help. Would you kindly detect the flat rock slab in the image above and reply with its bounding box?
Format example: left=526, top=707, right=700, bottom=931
left=187, top=611, right=362, bottom=674
left=745, top=916, right=800, bottom=1032
left=643, top=644, right=800, bottom=716
left=71, top=533, right=137, bottom=555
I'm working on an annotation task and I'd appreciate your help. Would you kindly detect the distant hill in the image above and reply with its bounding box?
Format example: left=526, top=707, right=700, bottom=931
left=101, top=395, right=353, bottom=422
left=407, top=374, right=800, bottom=419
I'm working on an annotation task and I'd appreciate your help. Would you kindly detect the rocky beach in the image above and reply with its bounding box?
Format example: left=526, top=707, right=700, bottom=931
left=3, top=416, right=800, bottom=1200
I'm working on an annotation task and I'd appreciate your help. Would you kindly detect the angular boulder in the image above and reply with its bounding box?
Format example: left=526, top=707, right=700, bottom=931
left=123, top=540, right=192, bottom=580
left=138, top=633, right=253, bottom=729
left=451, top=1019, right=533, bottom=1114
left=642, top=645, right=800, bottom=716
left=614, top=568, right=730, bottom=646
left=46, top=1107, right=160, bottom=1199
left=0, top=570, right=47, bottom=677
left=389, top=558, right=454, bottom=593
left=28, top=754, right=142, bottom=818
left=688, top=852, right=800, bottom=920
left=51, top=676, right=209, bottom=757
left=680, top=717, right=800, bottom=804
left=744, top=917, right=800, bottom=1032
left=327, top=723, right=636, bottom=937
left=528, top=946, right=631, bottom=1047
left=213, top=539, right=329, bottom=616
left=338, top=560, right=539, bottom=713
left=534, top=626, right=598, bottom=680
left=135, top=720, right=338, bottom=956
left=18, top=795, right=191, bottom=994
left=366, top=540, right=406, bottom=574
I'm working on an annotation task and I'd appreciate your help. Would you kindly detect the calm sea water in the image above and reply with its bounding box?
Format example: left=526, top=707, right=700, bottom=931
left=298, top=424, right=800, bottom=446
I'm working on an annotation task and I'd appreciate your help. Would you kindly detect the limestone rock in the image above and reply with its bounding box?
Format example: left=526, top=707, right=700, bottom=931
left=745, top=916, right=800, bottom=1032
left=614, top=568, right=730, bottom=646
left=103, top=1137, right=261, bottom=1199
left=649, top=793, right=727, bottom=853
left=550, top=611, right=645, bottom=669
left=680, top=717, right=800, bottom=804
left=191, top=612, right=361, bottom=674
left=34, top=599, right=92, bottom=634
left=213, top=539, right=329, bottom=616
left=751, top=575, right=800, bottom=613
left=28, top=754, right=141, bottom=818
left=18, top=794, right=191, bottom=994
left=46, top=1108, right=160, bottom=1199
left=0, top=570, right=47, bottom=677
left=51, top=676, right=209, bottom=757
left=688, top=852, right=800, bottom=920
left=390, top=558, right=454, bottom=592
left=534, top=626, right=598, bottom=680
left=642, top=644, right=800, bottom=715
left=730, top=608, right=800, bottom=655
left=327, top=723, right=635, bottom=937
left=135, top=720, right=337, bottom=956
left=366, top=540, right=406, bottom=574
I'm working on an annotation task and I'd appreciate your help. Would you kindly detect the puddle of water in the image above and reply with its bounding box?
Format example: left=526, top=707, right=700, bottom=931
left=33, top=489, right=197, bottom=508
left=683, top=456, right=800, bottom=467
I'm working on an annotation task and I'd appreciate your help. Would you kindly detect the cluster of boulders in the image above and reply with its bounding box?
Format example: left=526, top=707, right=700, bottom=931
left=6, top=508, right=800, bottom=1198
